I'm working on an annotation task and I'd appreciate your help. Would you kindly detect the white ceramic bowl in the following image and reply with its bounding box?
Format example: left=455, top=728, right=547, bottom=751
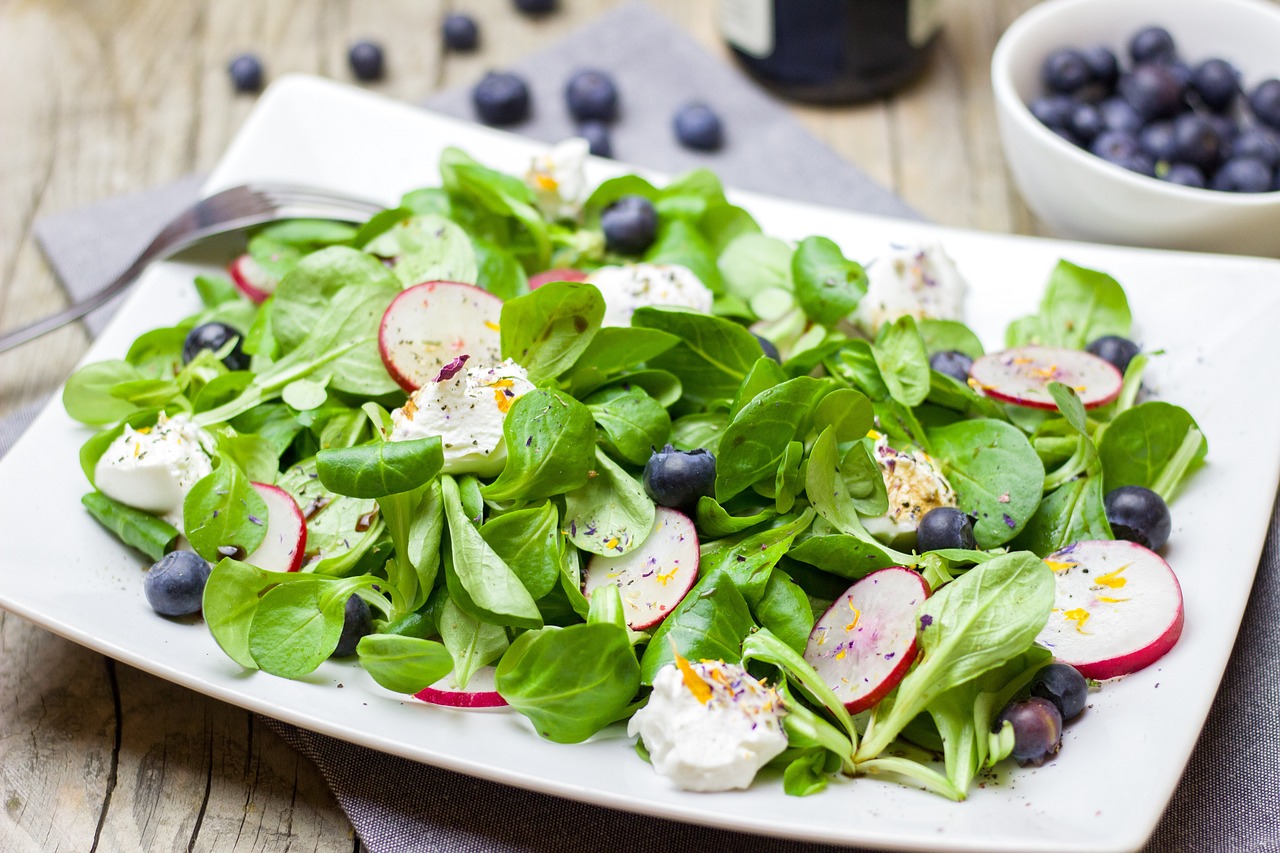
left=992, top=0, right=1280, bottom=257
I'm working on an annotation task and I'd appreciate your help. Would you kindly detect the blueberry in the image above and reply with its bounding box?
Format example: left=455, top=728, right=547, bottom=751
left=1051, top=126, right=1082, bottom=148
left=1172, top=113, right=1225, bottom=173
left=754, top=333, right=781, bottom=362
left=600, top=195, right=657, bottom=254
left=1128, top=26, right=1177, bottom=65
left=1090, top=130, right=1141, bottom=167
left=1124, top=152, right=1158, bottom=178
left=1205, top=114, right=1240, bottom=150
left=1210, top=156, right=1274, bottom=193
left=442, top=14, right=479, bottom=51
left=1029, top=94, right=1076, bottom=130
left=1042, top=48, right=1091, bottom=95
left=1081, top=45, right=1119, bottom=92
left=1068, top=102, right=1105, bottom=145
left=565, top=69, right=619, bottom=122
left=1119, top=64, right=1185, bottom=122
left=1031, top=663, right=1089, bottom=722
left=1163, top=59, right=1193, bottom=89
left=1104, top=485, right=1172, bottom=551
left=1189, top=59, right=1239, bottom=113
left=928, top=349, right=973, bottom=384
left=994, top=697, right=1063, bottom=766
left=1231, top=127, right=1280, bottom=169
left=144, top=551, right=212, bottom=617
left=915, top=507, right=976, bottom=552
left=472, top=71, right=531, bottom=126
left=1086, top=334, right=1140, bottom=374
left=332, top=594, right=373, bottom=658
left=1138, top=121, right=1177, bottom=162
left=348, top=40, right=384, bottom=81
left=228, top=53, right=264, bottom=93
left=1098, top=98, right=1143, bottom=135
left=1250, top=79, right=1280, bottom=130
left=183, top=322, right=249, bottom=371
left=673, top=102, right=724, bottom=151
left=513, top=0, right=557, bottom=14
left=577, top=120, right=612, bottom=158
left=643, top=445, right=716, bottom=512
left=1162, top=163, right=1206, bottom=188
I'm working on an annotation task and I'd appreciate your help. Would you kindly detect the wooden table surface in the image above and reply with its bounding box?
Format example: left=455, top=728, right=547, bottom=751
left=0, top=1, right=1053, bottom=850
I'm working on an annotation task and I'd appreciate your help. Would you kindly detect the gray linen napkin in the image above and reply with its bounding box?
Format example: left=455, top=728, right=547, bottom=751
left=19, top=5, right=1280, bottom=852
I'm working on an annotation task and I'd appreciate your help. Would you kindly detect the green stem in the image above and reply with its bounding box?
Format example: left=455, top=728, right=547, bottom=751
left=857, top=757, right=964, bottom=801
left=1151, top=426, right=1203, bottom=504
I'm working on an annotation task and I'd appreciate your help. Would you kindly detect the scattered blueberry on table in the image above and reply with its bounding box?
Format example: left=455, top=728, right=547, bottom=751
left=443, top=14, right=480, bottom=52
left=145, top=551, right=212, bottom=617
left=600, top=194, right=657, bottom=254
left=512, top=0, right=557, bottom=15
left=1027, top=26, right=1280, bottom=193
left=576, top=119, right=613, bottom=158
left=228, top=53, right=264, bottom=93
left=565, top=69, right=619, bottom=122
left=673, top=102, right=724, bottom=151
left=472, top=71, right=531, bottom=126
left=348, top=40, right=385, bottom=81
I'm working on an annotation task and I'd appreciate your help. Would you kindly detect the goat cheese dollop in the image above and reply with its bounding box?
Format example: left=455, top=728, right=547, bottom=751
left=389, top=358, right=535, bottom=477
left=525, top=137, right=589, bottom=221
left=628, top=657, right=788, bottom=792
left=94, top=413, right=217, bottom=530
left=860, top=434, right=958, bottom=543
left=854, top=243, right=967, bottom=335
left=587, top=263, right=714, bottom=327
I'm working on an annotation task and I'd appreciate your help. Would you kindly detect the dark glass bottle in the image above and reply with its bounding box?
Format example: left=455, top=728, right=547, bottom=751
left=719, top=0, right=942, bottom=104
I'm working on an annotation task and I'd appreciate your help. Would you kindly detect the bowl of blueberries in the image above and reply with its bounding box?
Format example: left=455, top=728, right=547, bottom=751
left=992, top=0, right=1280, bottom=257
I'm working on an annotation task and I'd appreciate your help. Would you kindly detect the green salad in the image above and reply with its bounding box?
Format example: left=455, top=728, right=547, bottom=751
left=62, top=144, right=1208, bottom=800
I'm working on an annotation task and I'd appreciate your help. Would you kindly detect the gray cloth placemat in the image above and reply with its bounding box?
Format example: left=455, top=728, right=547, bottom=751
left=16, top=4, right=1280, bottom=852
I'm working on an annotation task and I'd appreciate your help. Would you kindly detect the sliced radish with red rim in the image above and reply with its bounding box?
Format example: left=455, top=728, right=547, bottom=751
left=228, top=254, right=280, bottom=304
left=1036, top=539, right=1184, bottom=680
left=246, top=482, right=307, bottom=572
left=414, top=666, right=510, bottom=710
left=970, top=345, right=1122, bottom=410
left=804, top=567, right=929, bottom=713
left=378, top=281, right=504, bottom=393
left=528, top=268, right=587, bottom=290
left=582, top=507, right=699, bottom=631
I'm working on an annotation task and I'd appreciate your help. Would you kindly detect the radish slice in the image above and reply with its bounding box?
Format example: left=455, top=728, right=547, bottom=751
left=804, top=567, right=930, bottom=713
left=528, top=268, right=587, bottom=290
left=414, top=666, right=510, bottom=710
left=1036, top=540, right=1184, bottom=680
left=228, top=254, right=280, bottom=304
left=969, top=345, right=1122, bottom=410
left=583, top=508, right=699, bottom=631
left=378, top=281, right=504, bottom=393
left=246, top=483, right=307, bottom=572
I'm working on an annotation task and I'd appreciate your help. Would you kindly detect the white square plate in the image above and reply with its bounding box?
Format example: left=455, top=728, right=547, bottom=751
left=3, top=75, right=1279, bottom=853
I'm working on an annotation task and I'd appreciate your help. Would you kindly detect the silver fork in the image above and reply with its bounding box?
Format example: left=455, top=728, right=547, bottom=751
left=0, top=182, right=387, bottom=353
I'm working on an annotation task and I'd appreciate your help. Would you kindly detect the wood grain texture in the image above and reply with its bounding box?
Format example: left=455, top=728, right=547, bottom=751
left=0, top=1, right=1046, bottom=849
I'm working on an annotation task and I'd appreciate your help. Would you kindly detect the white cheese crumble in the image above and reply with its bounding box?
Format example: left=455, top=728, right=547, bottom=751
left=94, top=413, right=217, bottom=531
left=586, top=263, right=714, bottom=328
left=854, top=243, right=967, bottom=335
left=525, top=137, right=589, bottom=221
left=860, top=434, right=958, bottom=543
left=389, top=358, right=535, bottom=477
left=628, top=658, right=788, bottom=792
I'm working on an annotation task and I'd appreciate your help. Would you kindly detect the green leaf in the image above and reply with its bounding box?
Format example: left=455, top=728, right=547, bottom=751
left=585, top=385, right=671, bottom=465
left=495, top=622, right=640, bottom=743
left=1012, top=476, right=1112, bottom=557
left=791, top=236, right=867, bottom=325
left=669, top=412, right=727, bottom=453
left=927, top=419, right=1046, bottom=548
left=633, top=307, right=764, bottom=406
left=481, top=390, right=596, bottom=503
left=695, top=496, right=775, bottom=537
left=63, top=360, right=147, bottom=425
left=755, top=569, right=815, bottom=654
left=277, top=457, right=377, bottom=566
left=437, top=595, right=510, bottom=688
left=919, top=319, right=985, bottom=359
left=443, top=476, right=543, bottom=629
left=126, top=327, right=189, bottom=377
left=804, top=428, right=892, bottom=533
left=643, top=219, right=723, bottom=294
left=202, top=558, right=301, bottom=669
left=471, top=236, right=527, bottom=299
left=215, top=429, right=279, bottom=485
left=1099, top=402, right=1208, bottom=494
left=364, top=214, right=478, bottom=286
left=81, top=491, right=179, bottom=561
left=356, top=634, right=454, bottom=694
left=379, top=478, right=444, bottom=610
left=717, top=233, right=794, bottom=301
left=183, top=461, right=269, bottom=562
left=639, top=571, right=755, bottom=684
left=563, top=448, right=656, bottom=556
left=729, top=356, right=787, bottom=419
left=699, top=509, right=814, bottom=607
left=316, top=437, right=444, bottom=499
left=248, top=576, right=373, bottom=677
left=715, top=376, right=830, bottom=502
left=194, top=275, right=242, bottom=309
left=480, top=501, right=562, bottom=599
left=564, top=327, right=679, bottom=395
left=1007, top=260, right=1132, bottom=349
left=270, top=246, right=399, bottom=353
left=873, top=316, right=931, bottom=408
left=812, top=388, right=874, bottom=442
